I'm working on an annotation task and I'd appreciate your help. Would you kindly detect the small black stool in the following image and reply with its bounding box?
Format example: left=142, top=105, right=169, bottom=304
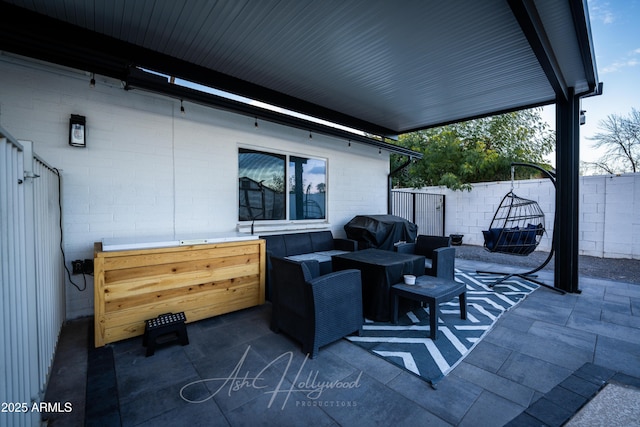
left=392, top=276, right=466, bottom=340
left=143, top=312, right=189, bottom=356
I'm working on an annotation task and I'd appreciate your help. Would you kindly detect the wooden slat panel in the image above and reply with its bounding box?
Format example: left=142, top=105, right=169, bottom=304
left=104, top=252, right=258, bottom=285
left=102, top=281, right=260, bottom=328
left=99, top=241, right=260, bottom=270
left=102, top=263, right=260, bottom=301
left=93, top=249, right=107, bottom=347
left=93, top=239, right=265, bottom=347
left=104, top=275, right=258, bottom=313
left=101, top=282, right=261, bottom=343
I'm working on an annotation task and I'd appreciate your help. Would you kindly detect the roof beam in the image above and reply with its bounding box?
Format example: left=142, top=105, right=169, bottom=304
left=125, top=68, right=421, bottom=159
left=508, top=0, right=569, bottom=101
left=569, top=0, right=600, bottom=96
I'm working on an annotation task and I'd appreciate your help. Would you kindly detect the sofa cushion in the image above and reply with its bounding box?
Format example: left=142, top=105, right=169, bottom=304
left=310, top=230, right=335, bottom=252
left=484, top=227, right=541, bottom=255
left=482, top=229, right=499, bottom=252
left=262, top=235, right=287, bottom=258
left=262, top=230, right=354, bottom=257
left=284, top=233, right=313, bottom=256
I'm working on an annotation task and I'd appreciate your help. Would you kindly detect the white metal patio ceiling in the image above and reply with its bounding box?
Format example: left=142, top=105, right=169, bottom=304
left=0, top=0, right=599, bottom=139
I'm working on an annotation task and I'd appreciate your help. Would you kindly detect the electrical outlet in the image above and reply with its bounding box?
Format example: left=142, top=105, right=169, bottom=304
left=72, top=260, right=84, bottom=275
left=83, top=259, right=94, bottom=274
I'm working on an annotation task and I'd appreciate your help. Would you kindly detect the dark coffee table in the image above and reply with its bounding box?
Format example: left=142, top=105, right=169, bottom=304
left=391, top=275, right=467, bottom=339
left=332, top=248, right=425, bottom=321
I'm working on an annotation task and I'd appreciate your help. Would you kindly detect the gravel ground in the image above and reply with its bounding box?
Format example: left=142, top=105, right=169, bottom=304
left=455, top=244, right=640, bottom=285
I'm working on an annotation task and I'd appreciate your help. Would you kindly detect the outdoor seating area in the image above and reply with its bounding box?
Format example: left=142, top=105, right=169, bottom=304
left=42, top=253, right=640, bottom=426
left=266, top=227, right=458, bottom=355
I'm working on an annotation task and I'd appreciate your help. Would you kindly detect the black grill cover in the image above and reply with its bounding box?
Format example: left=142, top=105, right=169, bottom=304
left=344, top=214, right=417, bottom=250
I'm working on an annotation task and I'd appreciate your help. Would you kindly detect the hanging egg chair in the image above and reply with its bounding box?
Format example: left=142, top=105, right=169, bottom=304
left=482, top=191, right=545, bottom=256
left=477, top=163, right=565, bottom=294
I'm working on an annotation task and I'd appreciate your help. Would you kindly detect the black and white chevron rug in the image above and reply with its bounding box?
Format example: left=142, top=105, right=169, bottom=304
left=346, top=270, right=538, bottom=386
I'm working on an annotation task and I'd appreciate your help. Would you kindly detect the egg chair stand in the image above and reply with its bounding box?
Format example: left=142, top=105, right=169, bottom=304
left=477, top=163, right=565, bottom=294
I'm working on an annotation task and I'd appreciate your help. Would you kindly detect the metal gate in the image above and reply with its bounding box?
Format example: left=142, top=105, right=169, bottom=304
left=391, top=190, right=445, bottom=236
left=1, top=128, right=64, bottom=427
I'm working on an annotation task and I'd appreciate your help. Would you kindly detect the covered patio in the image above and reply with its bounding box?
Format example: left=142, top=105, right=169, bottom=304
left=0, top=1, right=614, bottom=426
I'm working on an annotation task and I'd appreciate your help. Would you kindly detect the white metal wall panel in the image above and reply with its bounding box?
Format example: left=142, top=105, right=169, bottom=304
left=1, top=135, right=36, bottom=427
left=1, top=133, right=64, bottom=427
left=32, top=156, right=65, bottom=394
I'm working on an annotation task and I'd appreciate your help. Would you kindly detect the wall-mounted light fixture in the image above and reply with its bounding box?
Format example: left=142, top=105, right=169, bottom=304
left=69, top=114, right=86, bottom=147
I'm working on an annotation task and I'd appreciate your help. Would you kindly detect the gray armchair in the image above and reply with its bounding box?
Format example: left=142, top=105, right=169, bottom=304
left=395, top=235, right=456, bottom=280
left=270, top=256, right=363, bottom=358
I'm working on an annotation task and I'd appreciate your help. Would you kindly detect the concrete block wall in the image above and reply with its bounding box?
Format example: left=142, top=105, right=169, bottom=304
left=419, top=172, right=639, bottom=260
left=0, top=56, right=390, bottom=319
left=579, top=176, right=606, bottom=256
left=599, top=174, right=639, bottom=259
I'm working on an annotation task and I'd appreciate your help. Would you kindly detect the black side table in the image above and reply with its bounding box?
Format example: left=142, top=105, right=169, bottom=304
left=391, top=275, right=467, bottom=339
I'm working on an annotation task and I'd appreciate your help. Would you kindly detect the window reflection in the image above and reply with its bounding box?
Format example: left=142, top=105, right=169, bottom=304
left=289, top=156, right=326, bottom=220
left=238, top=149, right=285, bottom=221
left=238, top=149, right=326, bottom=221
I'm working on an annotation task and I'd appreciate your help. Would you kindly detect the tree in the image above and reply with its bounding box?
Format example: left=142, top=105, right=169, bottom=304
left=587, top=108, right=640, bottom=174
left=391, top=108, right=555, bottom=190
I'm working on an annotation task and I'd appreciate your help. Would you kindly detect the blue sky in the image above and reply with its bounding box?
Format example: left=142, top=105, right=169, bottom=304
left=543, top=0, right=640, bottom=166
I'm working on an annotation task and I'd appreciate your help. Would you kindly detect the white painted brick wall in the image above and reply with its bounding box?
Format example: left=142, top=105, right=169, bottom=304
left=1, top=58, right=389, bottom=319
left=419, top=172, right=639, bottom=260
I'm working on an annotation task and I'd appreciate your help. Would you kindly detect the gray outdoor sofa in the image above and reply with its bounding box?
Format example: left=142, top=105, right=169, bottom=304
left=260, top=230, right=358, bottom=299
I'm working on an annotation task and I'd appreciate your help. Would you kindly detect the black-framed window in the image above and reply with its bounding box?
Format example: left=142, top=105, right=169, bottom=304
left=239, top=148, right=326, bottom=221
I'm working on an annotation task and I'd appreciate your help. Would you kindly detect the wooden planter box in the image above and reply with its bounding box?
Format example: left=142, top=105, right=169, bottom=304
left=93, top=239, right=265, bottom=347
